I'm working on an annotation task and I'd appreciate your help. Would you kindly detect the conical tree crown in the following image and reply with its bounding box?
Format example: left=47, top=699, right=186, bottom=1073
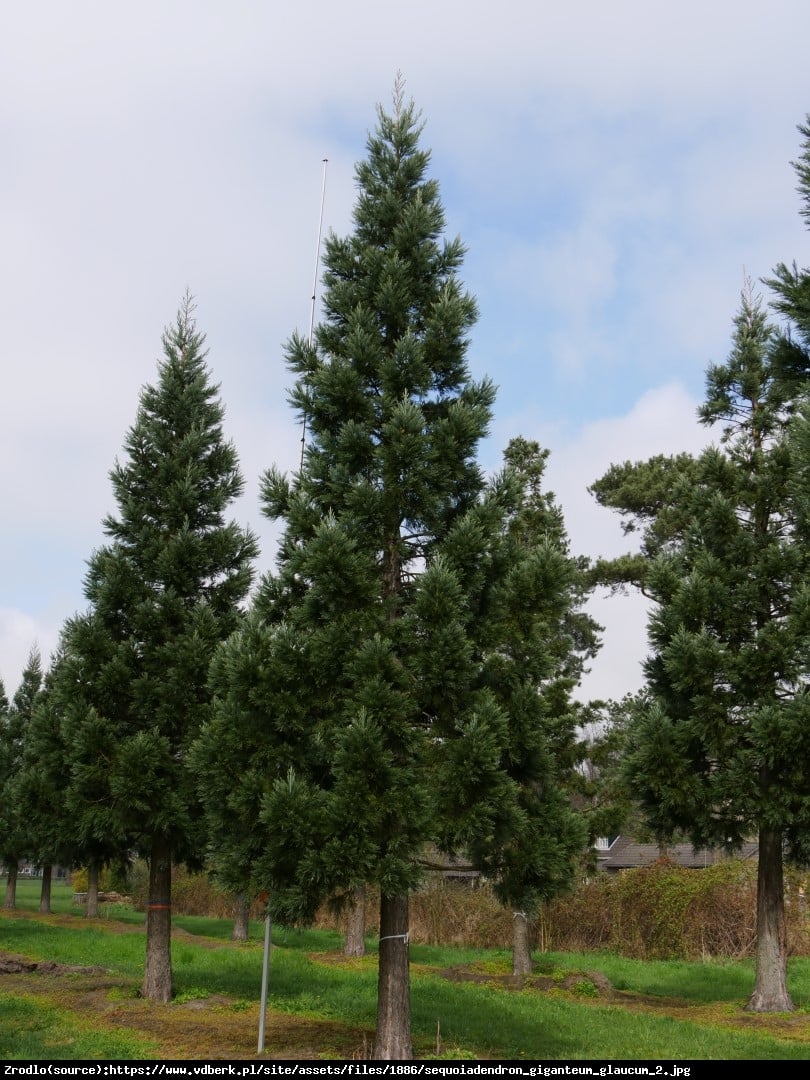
left=206, top=92, right=522, bottom=921
left=267, top=92, right=494, bottom=591
left=59, top=296, right=257, bottom=862
left=0, top=649, right=43, bottom=863
left=620, top=285, right=810, bottom=854
left=10, top=649, right=43, bottom=728
left=95, top=295, right=253, bottom=614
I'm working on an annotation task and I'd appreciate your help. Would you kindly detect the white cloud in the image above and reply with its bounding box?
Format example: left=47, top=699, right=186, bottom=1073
left=538, top=383, right=711, bottom=703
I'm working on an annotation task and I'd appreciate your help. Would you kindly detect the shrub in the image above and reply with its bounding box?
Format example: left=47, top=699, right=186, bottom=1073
left=130, top=862, right=263, bottom=920
left=70, top=865, right=128, bottom=895
left=312, top=879, right=515, bottom=949
left=546, top=859, right=810, bottom=960
left=124, top=858, right=810, bottom=960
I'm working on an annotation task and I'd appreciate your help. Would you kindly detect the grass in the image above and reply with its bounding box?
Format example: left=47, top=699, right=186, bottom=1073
left=533, top=949, right=810, bottom=1007
left=0, top=994, right=158, bottom=1060
left=2, top=879, right=810, bottom=1060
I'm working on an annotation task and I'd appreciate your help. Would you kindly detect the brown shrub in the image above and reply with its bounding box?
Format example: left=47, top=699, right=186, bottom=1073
left=546, top=859, right=810, bottom=960
left=126, top=858, right=810, bottom=960
left=312, top=879, right=514, bottom=949
left=130, top=862, right=264, bottom=921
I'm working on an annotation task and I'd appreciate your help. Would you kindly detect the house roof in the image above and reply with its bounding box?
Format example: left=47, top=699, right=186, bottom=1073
left=596, top=836, right=759, bottom=872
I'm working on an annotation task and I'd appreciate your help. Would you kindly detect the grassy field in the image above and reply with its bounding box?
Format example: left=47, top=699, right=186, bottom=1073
left=1, top=879, right=809, bottom=1061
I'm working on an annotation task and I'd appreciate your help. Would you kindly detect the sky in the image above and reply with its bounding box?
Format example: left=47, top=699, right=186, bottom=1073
left=2, top=1, right=809, bottom=703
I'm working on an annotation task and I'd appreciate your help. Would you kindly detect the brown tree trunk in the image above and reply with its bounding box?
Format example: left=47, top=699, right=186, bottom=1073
left=512, top=910, right=532, bottom=976
left=344, top=885, right=366, bottom=957
left=39, top=864, right=53, bottom=914
left=86, top=861, right=100, bottom=918
left=142, top=835, right=173, bottom=1002
left=372, top=893, right=412, bottom=1060
left=3, top=861, right=18, bottom=909
left=746, top=827, right=794, bottom=1012
left=232, top=892, right=250, bottom=942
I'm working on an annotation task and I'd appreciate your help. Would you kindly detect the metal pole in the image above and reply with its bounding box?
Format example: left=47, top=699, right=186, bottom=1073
left=309, top=158, right=329, bottom=348
left=300, top=158, right=329, bottom=470
left=257, top=912, right=272, bottom=1053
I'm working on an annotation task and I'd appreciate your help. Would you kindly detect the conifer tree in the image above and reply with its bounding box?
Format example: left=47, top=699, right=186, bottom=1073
left=59, top=296, right=258, bottom=1000
left=592, top=120, right=810, bottom=1012
left=15, top=650, right=74, bottom=913
left=598, top=282, right=810, bottom=1011
left=452, top=437, right=597, bottom=975
left=0, top=649, right=43, bottom=908
left=0, top=676, right=13, bottom=903
left=200, top=86, right=589, bottom=1058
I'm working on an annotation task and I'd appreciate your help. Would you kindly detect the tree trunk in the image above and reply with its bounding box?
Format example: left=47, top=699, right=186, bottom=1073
left=86, top=861, right=100, bottom=918
left=344, top=885, right=366, bottom=957
left=512, top=910, right=532, bottom=976
left=143, top=834, right=173, bottom=1002
left=746, top=826, right=794, bottom=1012
left=39, top=864, right=53, bottom=914
left=3, top=861, right=18, bottom=909
left=232, top=892, right=250, bottom=942
left=372, top=893, right=412, bottom=1060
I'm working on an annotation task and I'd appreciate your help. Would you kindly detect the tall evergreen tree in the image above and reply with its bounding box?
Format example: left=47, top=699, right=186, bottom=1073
left=0, top=675, right=12, bottom=902
left=594, top=120, right=810, bottom=1012
left=454, top=437, right=597, bottom=975
left=59, top=296, right=258, bottom=1000
left=200, top=87, right=588, bottom=1058
left=15, top=650, right=74, bottom=913
left=598, top=283, right=810, bottom=1011
left=0, top=649, right=43, bottom=908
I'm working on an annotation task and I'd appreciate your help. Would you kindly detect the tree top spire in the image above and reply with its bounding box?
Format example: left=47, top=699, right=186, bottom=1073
left=392, top=70, right=406, bottom=119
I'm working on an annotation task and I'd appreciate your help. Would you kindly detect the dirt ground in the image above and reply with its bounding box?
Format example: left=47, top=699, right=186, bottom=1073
left=2, top=916, right=809, bottom=1059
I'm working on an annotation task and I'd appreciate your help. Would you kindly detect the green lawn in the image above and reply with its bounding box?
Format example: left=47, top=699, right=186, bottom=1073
left=1, top=878, right=809, bottom=1060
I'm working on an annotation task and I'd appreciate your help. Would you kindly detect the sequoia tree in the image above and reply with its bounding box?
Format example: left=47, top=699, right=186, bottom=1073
left=594, top=120, right=810, bottom=1012
left=0, top=674, right=16, bottom=905
left=0, top=649, right=43, bottom=908
left=15, top=650, right=74, bottom=913
left=454, top=437, right=597, bottom=975
left=198, top=87, right=588, bottom=1058
left=597, top=282, right=810, bottom=1011
left=59, top=296, right=258, bottom=1000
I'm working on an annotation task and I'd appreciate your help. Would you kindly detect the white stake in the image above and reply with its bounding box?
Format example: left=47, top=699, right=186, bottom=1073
left=257, top=911, right=272, bottom=1052
left=301, top=158, right=329, bottom=469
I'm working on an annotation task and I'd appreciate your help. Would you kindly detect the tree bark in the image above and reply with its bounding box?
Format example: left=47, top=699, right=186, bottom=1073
left=39, top=864, right=53, bottom=914
left=3, top=861, right=18, bottom=909
left=344, top=885, right=366, bottom=957
left=143, top=834, right=173, bottom=1002
left=372, top=892, right=412, bottom=1060
left=512, top=910, right=533, bottom=976
left=232, top=892, right=250, bottom=942
left=86, top=861, right=100, bottom=918
left=746, top=826, right=794, bottom=1012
